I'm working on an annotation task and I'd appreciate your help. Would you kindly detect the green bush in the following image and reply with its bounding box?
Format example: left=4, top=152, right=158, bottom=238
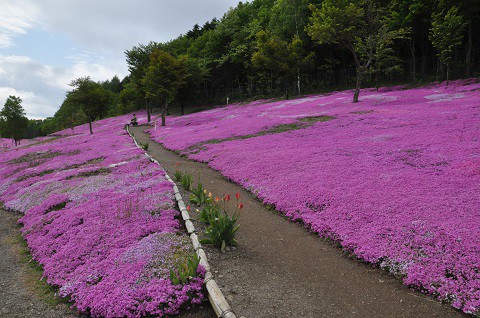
left=190, top=182, right=212, bottom=206
left=200, top=210, right=239, bottom=253
left=199, top=203, right=221, bottom=224
left=173, top=169, right=183, bottom=182
left=169, top=253, right=200, bottom=285
left=180, top=173, right=193, bottom=191
left=140, top=142, right=149, bottom=150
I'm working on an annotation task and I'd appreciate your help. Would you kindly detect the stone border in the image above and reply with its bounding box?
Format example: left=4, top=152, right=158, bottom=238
left=126, top=126, right=236, bottom=318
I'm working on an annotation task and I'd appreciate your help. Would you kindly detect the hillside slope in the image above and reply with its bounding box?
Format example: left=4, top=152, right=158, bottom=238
left=147, top=80, right=480, bottom=314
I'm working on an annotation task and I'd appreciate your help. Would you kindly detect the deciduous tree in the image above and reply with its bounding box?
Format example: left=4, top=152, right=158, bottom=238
left=0, top=95, right=29, bottom=145
left=142, top=49, right=190, bottom=126
left=68, top=77, right=113, bottom=134
left=307, top=0, right=407, bottom=102
left=429, top=6, right=466, bottom=84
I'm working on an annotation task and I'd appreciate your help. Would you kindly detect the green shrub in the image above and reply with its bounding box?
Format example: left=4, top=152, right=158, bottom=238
left=200, top=210, right=239, bottom=253
left=199, top=203, right=221, bottom=224
left=140, top=142, right=149, bottom=150
left=173, top=169, right=183, bottom=182
left=180, top=173, right=193, bottom=191
left=190, top=182, right=212, bottom=206
left=169, top=253, right=200, bottom=285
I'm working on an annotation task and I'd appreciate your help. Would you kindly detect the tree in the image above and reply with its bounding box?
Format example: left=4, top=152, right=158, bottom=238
left=68, top=77, right=113, bottom=134
left=125, top=42, right=160, bottom=122
left=252, top=30, right=314, bottom=97
left=389, top=0, right=434, bottom=81
left=0, top=96, right=29, bottom=145
left=307, top=0, right=407, bottom=102
left=252, top=30, right=291, bottom=95
left=142, top=49, right=190, bottom=126
left=429, top=6, right=466, bottom=84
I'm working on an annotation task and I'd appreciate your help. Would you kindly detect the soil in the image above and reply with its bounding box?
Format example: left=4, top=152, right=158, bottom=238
left=130, top=125, right=467, bottom=318
left=0, top=209, right=77, bottom=318
left=0, top=209, right=214, bottom=318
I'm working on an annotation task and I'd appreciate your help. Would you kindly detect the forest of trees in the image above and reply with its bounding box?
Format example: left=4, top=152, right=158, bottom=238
left=8, top=0, right=480, bottom=137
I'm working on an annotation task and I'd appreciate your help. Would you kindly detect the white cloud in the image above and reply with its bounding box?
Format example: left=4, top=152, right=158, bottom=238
left=0, top=54, right=123, bottom=118
left=0, top=0, right=240, bottom=119
left=35, top=0, right=238, bottom=54
left=0, top=0, right=38, bottom=48
left=0, top=87, right=56, bottom=119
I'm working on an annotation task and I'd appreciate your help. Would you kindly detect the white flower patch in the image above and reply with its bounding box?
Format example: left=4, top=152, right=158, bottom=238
left=360, top=94, right=398, bottom=102
left=424, top=93, right=465, bottom=102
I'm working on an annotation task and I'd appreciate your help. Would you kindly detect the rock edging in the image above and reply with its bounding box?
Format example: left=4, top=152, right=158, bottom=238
left=127, top=126, right=236, bottom=318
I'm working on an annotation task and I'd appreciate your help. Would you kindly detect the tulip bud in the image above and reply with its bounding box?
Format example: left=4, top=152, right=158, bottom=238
left=204, top=189, right=207, bottom=194
left=236, top=192, right=240, bottom=199
left=208, top=192, right=212, bottom=198
left=224, top=194, right=231, bottom=202
left=187, top=205, right=191, bottom=212
left=238, top=203, right=244, bottom=210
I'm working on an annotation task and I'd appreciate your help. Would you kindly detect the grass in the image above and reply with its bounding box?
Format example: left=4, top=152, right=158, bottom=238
left=8, top=151, right=62, bottom=165
left=298, top=115, right=336, bottom=123
left=0, top=213, right=72, bottom=308
left=186, top=116, right=336, bottom=153
left=13, top=234, right=68, bottom=306
left=66, top=167, right=111, bottom=179
left=350, top=110, right=375, bottom=114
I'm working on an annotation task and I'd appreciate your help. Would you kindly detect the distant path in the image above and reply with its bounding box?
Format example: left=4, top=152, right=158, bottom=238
left=0, top=209, right=77, bottom=318
left=131, top=125, right=465, bottom=318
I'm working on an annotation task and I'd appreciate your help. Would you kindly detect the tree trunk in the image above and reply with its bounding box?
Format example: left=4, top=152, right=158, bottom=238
left=353, top=68, right=363, bottom=103
left=466, top=22, right=473, bottom=77
left=161, top=102, right=167, bottom=126
left=297, top=69, right=301, bottom=95
left=147, top=105, right=151, bottom=123
left=446, top=65, right=450, bottom=86
left=89, top=121, right=93, bottom=134
left=180, top=103, right=185, bottom=116
left=284, top=77, right=289, bottom=100
left=410, top=38, right=416, bottom=81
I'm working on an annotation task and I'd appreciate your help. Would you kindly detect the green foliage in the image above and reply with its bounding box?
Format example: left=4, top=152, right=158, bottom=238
left=140, top=142, right=149, bottom=151
left=173, top=169, right=183, bottom=182
left=0, top=95, right=29, bottom=142
left=199, top=203, right=221, bottom=224
left=429, top=5, right=466, bottom=82
left=307, top=0, right=408, bottom=102
left=200, top=209, right=240, bottom=253
left=190, top=182, right=212, bottom=206
left=142, top=49, right=191, bottom=125
left=169, top=253, right=200, bottom=285
left=180, top=172, right=194, bottom=191
left=68, top=77, right=114, bottom=134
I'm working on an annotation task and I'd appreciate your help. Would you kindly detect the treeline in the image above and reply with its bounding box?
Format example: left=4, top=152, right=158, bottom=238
left=31, top=0, right=480, bottom=134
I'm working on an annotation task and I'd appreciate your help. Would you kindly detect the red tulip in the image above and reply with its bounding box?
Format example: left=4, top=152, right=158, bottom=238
left=238, top=203, right=244, bottom=210
left=187, top=205, right=191, bottom=212
left=235, top=192, right=240, bottom=199
left=224, top=194, right=231, bottom=202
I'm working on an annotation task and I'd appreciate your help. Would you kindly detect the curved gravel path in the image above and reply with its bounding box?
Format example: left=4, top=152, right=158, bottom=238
left=0, top=209, right=77, bottom=318
left=131, top=125, right=466, bottom=318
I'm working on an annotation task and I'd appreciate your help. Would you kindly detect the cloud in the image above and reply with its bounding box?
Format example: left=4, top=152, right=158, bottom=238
left=0, top=86, right=57, bottom=119
left=0, top=54, right=121, bottom=118
left=0, top=0, right=240, bottom=119
left=0, top=1, right=38, bottom=48
left=35, top=0, right=238, bottom=54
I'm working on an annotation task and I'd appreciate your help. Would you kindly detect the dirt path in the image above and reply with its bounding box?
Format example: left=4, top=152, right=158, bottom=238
left=131, top=126, right=465, bottom=318
left=0, top=209, right=77, bottom=318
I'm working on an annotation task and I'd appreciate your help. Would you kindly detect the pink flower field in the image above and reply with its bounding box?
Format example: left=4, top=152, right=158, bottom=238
left=0, top=113, right=204, bottom=317
left=148, top=80, right=480, bottom=314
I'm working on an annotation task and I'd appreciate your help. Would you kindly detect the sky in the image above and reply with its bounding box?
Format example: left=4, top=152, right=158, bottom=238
left=0, top=0, right=240, bottom=119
